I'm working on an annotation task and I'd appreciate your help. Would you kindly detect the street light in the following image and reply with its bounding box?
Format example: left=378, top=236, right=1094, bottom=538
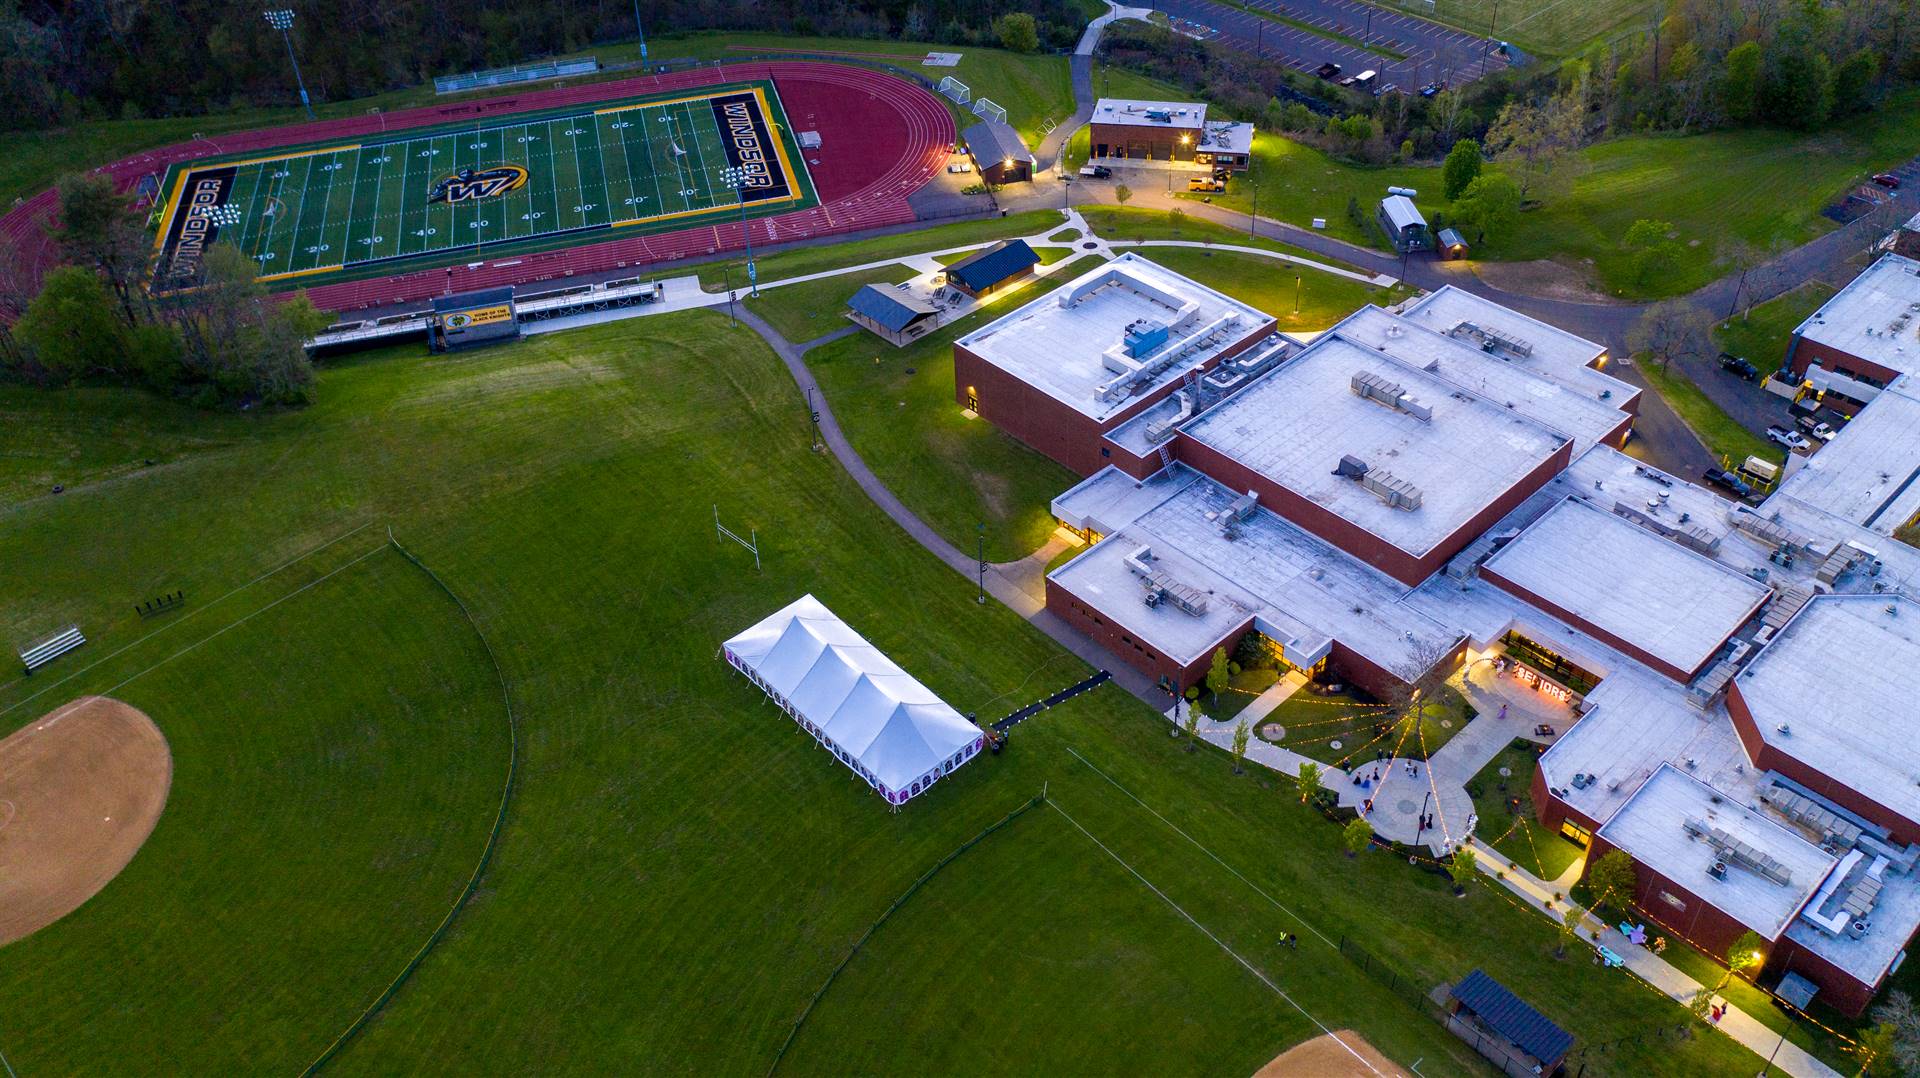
left=720, top=165, right=759, bottom=298
left=263, top=10, right=315, bottom=120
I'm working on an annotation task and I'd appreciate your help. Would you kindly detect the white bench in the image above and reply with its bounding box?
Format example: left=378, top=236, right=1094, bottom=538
left=20, top=625, right=85, bottom=674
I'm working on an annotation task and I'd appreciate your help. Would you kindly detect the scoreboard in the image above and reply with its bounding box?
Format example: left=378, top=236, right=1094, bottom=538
left=429, top=287, right=522, bottom=352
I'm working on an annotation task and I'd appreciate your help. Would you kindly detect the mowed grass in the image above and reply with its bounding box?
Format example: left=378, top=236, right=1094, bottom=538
left=1469, top=739, right=1584, bottom=883
left=1373, top=0, right=1652, bottom=55
left=746, top=262, right=917, bottom=342
left=805, top=258, right=1099, bottom=562
left=1193, top=100, right=1920, bottom=298
left=1717, top=282, right=1834, bottom=377
left=1140, top=246, right=1411, bottom=332
left=0, top=310, right=1770, bottom=1074
left=697, top=209, right=1063, bottom=290
left=0, top=545, right=505, bottom=1071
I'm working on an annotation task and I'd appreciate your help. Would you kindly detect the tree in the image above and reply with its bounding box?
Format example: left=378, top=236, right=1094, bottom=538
left=1858, top=1022, right=1898, bottom=1076
left=1450, top=173, right=1520, bottom=243
left=1447, top=845, right=1477, bottom=895
left=1762, top=44, right=1833, bottom=130
left=1114, top=183, right=1132, bottom=207
left=1342, top=817, right=1373, bottom=858
left=165, top=244, right=328, bottom=405
left=1628, top=299, right=1714, bottom=370
left=993, top=12, right=1038, bottom=53
left=52, top=172, right=153, bottom=326
left=1429, top=90, right=1468, bottom=144
left=1206, top=646, right=1231, bottom=703
left=1296, top=761, right=1321, bottom=804
left=1869, top=990, right=1920, bottom=1072
left=1831, top=49, right=1879, bottom=116
left=1483, top=95, right=1583, bottom=204
left=12, top=266, right=128, bottom=382
left=1184, top=699, right=1201, bottom=751
left=1623, top=217, right=1685, bottom=286
left=1555, top=907, right=1582, bottom=959
left=1586, top=848, right=1638, bottom=913
left=1725, top=929, right=1768, bottom=983
left=1441, top=138, right=1482, bottom=201
left=1230, top=719, right=1250, bottom=774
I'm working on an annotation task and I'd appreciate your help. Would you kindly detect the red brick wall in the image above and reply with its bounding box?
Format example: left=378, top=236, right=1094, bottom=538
left=1530, top=765, right=1604, bottom=838
left=1089, top=122, right=1198, bottom=162
left=952, top=319, right=1276, bottom=479
left=1585, top=833, right=1755, bottom=968
left=1046, top=577, right=1249, bottom=690
left=1769, top=934, right=1880, bottom=1018
left=1727, top=683, right=1920, bottom=844
left=1481, top=566, right=1759, bottom=684
left=1173, top=435, right=1571, bottom=587
left=1787, top=337, right=1900, bottom=390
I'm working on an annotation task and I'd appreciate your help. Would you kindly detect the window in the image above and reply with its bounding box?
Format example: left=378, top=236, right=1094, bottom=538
left=1101, top=447, right=1111, bottom=458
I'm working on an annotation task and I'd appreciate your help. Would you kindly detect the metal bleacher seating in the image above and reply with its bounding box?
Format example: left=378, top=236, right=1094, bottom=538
left=19, top=625, right=85, bottom=675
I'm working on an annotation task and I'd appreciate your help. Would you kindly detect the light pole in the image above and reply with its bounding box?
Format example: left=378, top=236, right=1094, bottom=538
left=1294, top=274, right=1302, bottom=315
left=631, top=0, right=648, bottom=64
left=263, top=10, right=315, bottom=121
left=977, top=523, right=987, bottom=604
left=1247, top=154, right=1258, bottom=238
left=721, top=165, right=759, bottom=298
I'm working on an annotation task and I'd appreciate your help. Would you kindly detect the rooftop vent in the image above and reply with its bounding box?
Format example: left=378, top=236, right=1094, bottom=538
left=1334, top=454, right=1371, bottom=479
left=1350, top=369, right=1432, bottom=421
left=1360, top=469, right=1424, bottom=511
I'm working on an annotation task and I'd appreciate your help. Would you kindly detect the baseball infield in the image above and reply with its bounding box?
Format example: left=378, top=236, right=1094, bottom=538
left=1254, top=1029, right=1411, bottom=1078
left=0, top=695, right=171, bottom=945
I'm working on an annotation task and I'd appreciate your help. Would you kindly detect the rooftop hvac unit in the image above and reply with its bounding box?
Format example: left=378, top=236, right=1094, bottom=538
left=1848, top=919, right=1872, bottom=940
left=1334, top=454, right=1371, bottom=479
left=1124, top=319, right=1170, bottom=358
left=1387, top=186, right=1418, bottom=198
left=1360, top=469, right=1424, bottom=511
left=1351, top=369, right=1406, bottom=405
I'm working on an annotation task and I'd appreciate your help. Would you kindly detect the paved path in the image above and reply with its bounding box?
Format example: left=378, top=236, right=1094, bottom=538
left=1474, top=847, right=1840, bottom=1078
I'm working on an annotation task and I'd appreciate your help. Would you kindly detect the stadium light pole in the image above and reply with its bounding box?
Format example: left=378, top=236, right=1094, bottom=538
left=721, top=165, right=759, bottom=297
left=631, top=0, right=648, bottom=64
left=263, top=10, right=316, bottom=121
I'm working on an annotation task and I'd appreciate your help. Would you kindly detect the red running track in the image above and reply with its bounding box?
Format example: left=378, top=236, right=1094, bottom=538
left=0, top=61, right=953, bottom=314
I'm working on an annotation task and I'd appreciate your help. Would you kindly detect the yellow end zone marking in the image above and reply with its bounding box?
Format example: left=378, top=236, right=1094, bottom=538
left=255, top=263, right=347, bottom=283
left=151, top=144, right=360, bottom=257
left=149, top=169, right=195, bottom=257
left=224, top=143, right=361, bottom=170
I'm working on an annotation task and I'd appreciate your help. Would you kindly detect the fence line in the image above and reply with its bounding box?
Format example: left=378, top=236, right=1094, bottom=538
left=767, top=792, right=1047, bottom=1074
left=301, top=528, right=522, bottom=1074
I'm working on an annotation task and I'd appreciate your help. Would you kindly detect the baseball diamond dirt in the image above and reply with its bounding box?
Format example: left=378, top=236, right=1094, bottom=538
left=1253, top=1029, right=1413, bottom=1077
left=0, top=696, right=172, bottom=945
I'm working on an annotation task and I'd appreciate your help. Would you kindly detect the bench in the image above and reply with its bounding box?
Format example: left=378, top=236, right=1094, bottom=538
left=20, top=625, right=85, bottom=675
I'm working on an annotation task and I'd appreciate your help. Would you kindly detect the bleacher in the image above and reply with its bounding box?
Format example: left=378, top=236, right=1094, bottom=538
left=436, top=57, right=599, bottom=95
left=19, top=624, right=85, bottom=675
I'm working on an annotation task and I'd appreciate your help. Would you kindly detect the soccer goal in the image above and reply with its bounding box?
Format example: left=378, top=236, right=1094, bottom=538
left=937, top=75, right=971, bottom=105
left=971, top=97, right=1007, bottom=125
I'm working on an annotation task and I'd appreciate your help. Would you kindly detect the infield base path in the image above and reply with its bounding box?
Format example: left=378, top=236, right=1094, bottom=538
left=0, top=695, right=172, bottom=945
left=1254, top=1029, right=1412, bottom=1078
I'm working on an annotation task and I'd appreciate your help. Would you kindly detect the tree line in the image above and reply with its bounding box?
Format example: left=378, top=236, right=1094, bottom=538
left=0, top=174, right=329, bottom=406
left=0, top=0, right=1087, bottom=130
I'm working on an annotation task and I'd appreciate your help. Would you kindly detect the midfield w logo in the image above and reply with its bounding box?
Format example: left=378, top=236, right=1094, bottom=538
left=426, top=164, right=530, bottom=205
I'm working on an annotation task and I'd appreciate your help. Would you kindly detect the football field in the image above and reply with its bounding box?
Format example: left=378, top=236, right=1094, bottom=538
left=148, top=80, right=814, bottom=292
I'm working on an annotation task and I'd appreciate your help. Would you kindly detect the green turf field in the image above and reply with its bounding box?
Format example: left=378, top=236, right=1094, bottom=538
left=147, top=80, right=814, bottom=292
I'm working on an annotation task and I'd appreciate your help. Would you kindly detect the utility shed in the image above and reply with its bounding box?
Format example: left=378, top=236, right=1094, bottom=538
left=1446, top=969, right=1574, bottom=1077
left=1378, top=195, right=1430, bottom=252
left=962, top=119, right=1034, bottom=184
left=847, top=284, right=941, bottom=347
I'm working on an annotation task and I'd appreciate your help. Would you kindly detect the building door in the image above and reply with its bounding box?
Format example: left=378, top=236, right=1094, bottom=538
left=965, top=388, right=980, bottom=412
left=1559, top=820, right=1592, bottom=847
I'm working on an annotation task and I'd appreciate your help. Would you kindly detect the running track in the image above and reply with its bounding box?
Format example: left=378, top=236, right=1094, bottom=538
left=0, top=61, right=953, bottom=314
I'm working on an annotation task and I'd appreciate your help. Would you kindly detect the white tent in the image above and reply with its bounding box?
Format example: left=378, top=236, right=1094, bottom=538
left=722, top=595, right=985, bottom=806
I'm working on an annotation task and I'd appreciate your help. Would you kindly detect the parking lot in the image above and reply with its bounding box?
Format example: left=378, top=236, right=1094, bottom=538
left=1155, top=0, right=1512, bottom=92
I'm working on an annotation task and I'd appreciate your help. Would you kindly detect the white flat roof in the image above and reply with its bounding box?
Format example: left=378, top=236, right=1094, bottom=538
left=1735, top=594, right=1920, bottom=826
left=1399, top=287, right=1630, bottom=404
left=1769, top=379, right=1920, bottom=535
left=1181, top=334, right=1569, bottom=557
left=1482, top=498, right=1770, bottom=679
left=956, top=253, right=1270, bottom=422
left=1049, top=471, right=1459, bottom=675
left=1787, top=857, right=1920, bottom=987
left=1794, top=254, right=1920, bottom=378
left=1336, top=306, right=1627, bottom=455
left=1598, top=765, right=1834, bottom=941
left=1200, top=121, right=1254, bottom=156
left=1091, top=98, right=1207, bottom=129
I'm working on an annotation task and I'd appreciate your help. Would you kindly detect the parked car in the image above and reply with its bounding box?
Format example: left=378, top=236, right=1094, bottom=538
left=1188, top=176, right=1225, bottom=192
left=1767, top=425, right=1810, bottom=450
left=1079, top=164, right=1112, bottom=179
left=946, top=162, right=971, bottom=174
left=1796, top=415, right=1838, bottom=440
left=1872, top=173, right=1903, bottom=189
left=1315, top=62, right=1342, bottom=80
left=1717, top=352, right=1759, bottom=381
left=1702, top=468, right=1753, bottom=497
left=1419, top=83, right=1443, bottom=97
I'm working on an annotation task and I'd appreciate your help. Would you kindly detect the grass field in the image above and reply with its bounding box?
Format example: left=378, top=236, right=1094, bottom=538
left=1139, top=247, right=1411, bottom=333
left=0, top=308, right=1776, bottom=1074
left=149, top=81, right=811, bottom=291
left=697, top=209, right=1064, bottom=290
left=1469, top=739, right=1584, bottom=883
left=1717, top=282, right=1834, bottom=377
left=746, top=263, right=917, bottom=342
left=1371, top=0, right=1654, bottom=55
